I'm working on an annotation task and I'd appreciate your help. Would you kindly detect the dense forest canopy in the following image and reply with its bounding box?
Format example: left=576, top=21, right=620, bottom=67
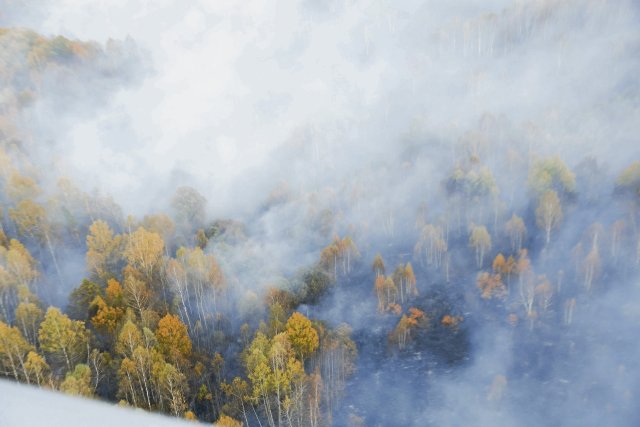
left=1, top=1, right=640, bottom=426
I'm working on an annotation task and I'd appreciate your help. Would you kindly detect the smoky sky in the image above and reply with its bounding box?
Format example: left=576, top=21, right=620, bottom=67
left=3, top=0, right=640, bottom=426
left=8, top=0, right=639, bottom=217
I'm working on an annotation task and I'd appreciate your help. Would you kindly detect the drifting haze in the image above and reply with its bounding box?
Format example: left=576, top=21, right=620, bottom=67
left=9, top=0, right=639, bottom=216
left=2, top=0, right=640, bottom=426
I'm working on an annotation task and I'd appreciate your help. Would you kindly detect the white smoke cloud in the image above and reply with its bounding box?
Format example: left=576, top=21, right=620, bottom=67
left=2, top=0, right=640, bottom=425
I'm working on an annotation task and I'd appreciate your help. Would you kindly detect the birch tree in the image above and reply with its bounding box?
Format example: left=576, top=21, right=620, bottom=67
left=536, top=190, right=563, bottom=246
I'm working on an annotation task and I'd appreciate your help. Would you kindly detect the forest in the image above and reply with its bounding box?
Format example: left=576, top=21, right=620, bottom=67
left=1, top=1, right=639, bottom=426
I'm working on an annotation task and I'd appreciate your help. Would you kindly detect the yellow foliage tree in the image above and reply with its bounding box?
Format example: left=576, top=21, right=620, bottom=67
left=156, top=314, right=192, bottom=365
left=285, top=312, right=319, bottom=362
left=86, top=220, right=123, bottom=283
left=469, top=224, right=492, bottom=268
left=124, top=227, right=164, bottom=281
left=536, top=190, right=563, bottom=246
left=216, top=415, right=243, bottom=427
left=60, top=363, right=93, bottom=397
left=91, top=296, right=124, bottom=338
left=38, top=307, right=89, bottom=374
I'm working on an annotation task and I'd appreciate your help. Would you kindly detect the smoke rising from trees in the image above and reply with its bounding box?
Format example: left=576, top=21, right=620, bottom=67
left=1, top=0, right=639, bottom=426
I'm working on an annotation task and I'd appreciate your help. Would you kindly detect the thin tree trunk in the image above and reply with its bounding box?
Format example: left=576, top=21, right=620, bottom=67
left=45, top=232, right=64, bottom=286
